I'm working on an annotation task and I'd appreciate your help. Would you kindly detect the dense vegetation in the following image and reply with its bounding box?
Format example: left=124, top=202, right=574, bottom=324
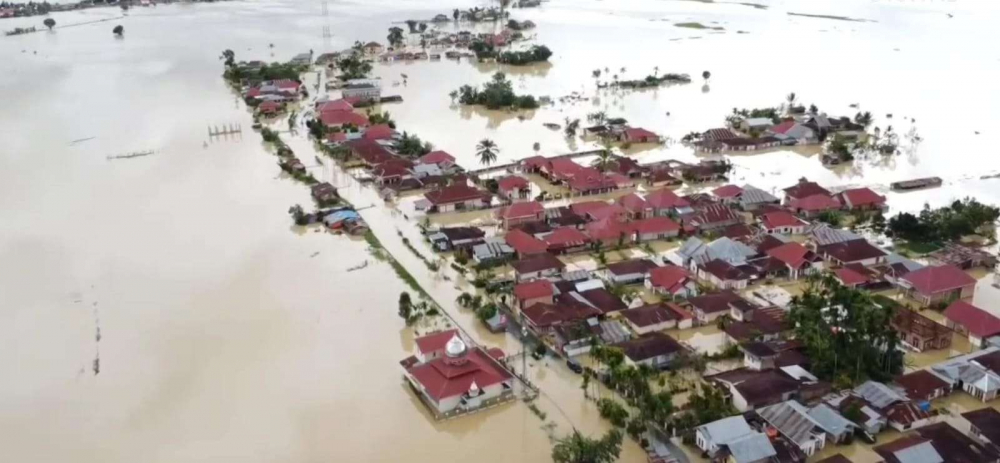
left=788, top=275, right=904, bottom=387
left=336, top=53, right=373, bottom=80
left=612, top=73, right=691, bottom=89
left=887, top=198, right=999, bottom=243
left=551, top=429, right=623, bottom=463
left=454, top=72, right=538, bottom=110
left=220, top=49, right=307, bottom=84
left=469, top=41, right=552, bottom=65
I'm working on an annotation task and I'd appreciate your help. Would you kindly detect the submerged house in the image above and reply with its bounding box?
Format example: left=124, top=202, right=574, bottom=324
left=401, top=332, right=514, bottom=419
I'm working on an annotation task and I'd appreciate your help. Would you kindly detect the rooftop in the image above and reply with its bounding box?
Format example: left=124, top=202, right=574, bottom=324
left=511, top=252, right=565, bottom=275
left=620, top=303, right=678, bottom=328
left=901, top=264, right=976, bottom=295
left=513, top=279, right=555, bottom=301
left=944, top=300, right=1000, bottom=338
left=614, top=332, right=684, bottom=362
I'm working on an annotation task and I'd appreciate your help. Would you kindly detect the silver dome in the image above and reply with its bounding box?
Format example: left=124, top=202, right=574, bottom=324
left=445, top=335, right=467, bottom=358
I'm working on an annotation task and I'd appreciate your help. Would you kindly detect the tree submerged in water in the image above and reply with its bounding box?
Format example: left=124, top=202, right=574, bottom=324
left=454, top=72, right=538, bottom=110
left=551, top=428, right=623, bottom=463
left=113, top=25, right=124, bottom=37
left=43, top=17, right=55, bottom=31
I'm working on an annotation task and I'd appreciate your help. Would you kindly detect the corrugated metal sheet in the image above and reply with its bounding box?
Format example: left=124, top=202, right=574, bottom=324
left=739, top=185, right=779, bottom=206
left=758, top=400, right=823, bottom=446
left=855, top=380, right=907, bottom=409
left=893, top=441, right=943, bottom=463
left=808, top=403, right=857, bottom=437
left=696, top=415, right=754, bottom=448
left=727, top=432, right=776, bottom=463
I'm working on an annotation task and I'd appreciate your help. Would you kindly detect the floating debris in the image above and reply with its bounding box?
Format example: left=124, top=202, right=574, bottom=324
left=69, top=137, right=96, bottom=145
left=347, top=260, right=369, bottom=272
left=107, top=150, right=155, bottom=161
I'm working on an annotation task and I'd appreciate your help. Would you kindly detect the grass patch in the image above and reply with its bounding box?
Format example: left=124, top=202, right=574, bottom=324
left=674, top=22, right=724, bottom=31
left=364, top=230, right=433, bottom=299
left=896, top=240, right=942, bottom=256
left=400, top=234, right=439, bottom=272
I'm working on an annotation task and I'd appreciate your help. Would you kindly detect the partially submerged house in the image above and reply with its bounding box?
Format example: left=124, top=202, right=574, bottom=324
left=899, top=264, right=976, bottom=306
left=614, top=332, right=685, bottom=370
left=401, top=333, right=514, bottom=419
left=757, top=400, right=827, bottom=457
left=646, top=265, right=698, bottom=298
left=604, top=259, right=659, bottom=286
left=620, top=303, right=679, bottom=334
left=873, top=422, right=1000, bottom=463
left=943, top=300, right=1000, bottom=348
left=424, top=183, right=492, bottom=213
left=963, top=407, right=1000, bottom=448
left=695, top=415, right=776, bottom=462
left=894, top=370, right=951, bottom=403
left=512, top=252, right=565, bottom=282
left=891, top=308, right=952, bottom=352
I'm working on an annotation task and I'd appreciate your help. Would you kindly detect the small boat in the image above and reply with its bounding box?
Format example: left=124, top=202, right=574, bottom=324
left=890, top=177, right=943, bottom=191
left=542, top=122, right=561, bottom=130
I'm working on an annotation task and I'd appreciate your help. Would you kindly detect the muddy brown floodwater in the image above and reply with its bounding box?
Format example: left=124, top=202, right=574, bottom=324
left=2, top=0, right=1000, bottom=461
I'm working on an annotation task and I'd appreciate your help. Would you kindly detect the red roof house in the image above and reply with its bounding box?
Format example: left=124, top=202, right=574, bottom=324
left=834, top=265, right=875, bottom=288
left=362, top=124, right=396, bottom=140
left=760, top=211, right=809, bottom=235
left=628, top=216, right=681, bottom=241
left=788, top=194, right=841, bottom=217
left=505, top=229, right=549, bottom=257
left=326, top=132, right=348, bottom=143
left=900, top=265, right=977, bottom=306
left=543, top=227, right=590, bottom=254
left=645, top=189, right=691, bottom=214
left=647, top=265, right=697, bottom=298
left=499, top=201, right=545, bottom=229
left=319, top=109, right=371, bottom=128
left=418, top=150, right=456, bottom=168
left=258, top=100, right=282, bottom=115
left=712, top=185, right=744, bottom=202
left=316, top=98, right=354, bottom=112
left=585, top=218, right=630, bottom=245
left=424, top=184, right=491, bottom=212
left=513, top=279, right=555, bottom=309
left=567, top=168, right=618, bottom=195
left=837, top=187, right=888, bottom=211
left=944, top=300, right=1000, bottom=345
left=496, top=176, right=531, bottom=200
left=346, top=138, right=394, bottom=166
left=544, top=158, right=585, bottom=182
left=570, top=201, right=626, bottom=222
left=766, top=242, right=821, bottom=279
left=621, top=127, right=660, bottom=143
left=783, top=178, right=832, bottom=202
left=617, top=193, right=653, bottom=219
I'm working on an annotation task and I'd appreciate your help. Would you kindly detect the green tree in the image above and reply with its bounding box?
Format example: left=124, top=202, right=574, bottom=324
left=587, top=111, right=608, bottom=126
left=854, top=111, right=874, bottom=127
left=476, top=138, right=499, bottom=166
left=220, top=49, right=236, bottom=68
left=788, top=275, right=904, bottom=384
left=113, top=25, right=123, bottom=36
left=591, top=149, right=617, bottom=172
left=387, top=27, right=405, bottom=48
left=551, top=429, right=623, bottom=463
left=43, top=18, right=55, bottom=30
left=702, top=70, right=711, bottom=82
left=398, top=292, right=413, bottom=323
left=786, top=92, right=797, bottom=106
left=817, top=210, right=843, bottom=227
left=396, top=132, right=431, bottom=156
left=597, top=398, right=629, bottom=427
left=564, top=118, right=580, bottom=137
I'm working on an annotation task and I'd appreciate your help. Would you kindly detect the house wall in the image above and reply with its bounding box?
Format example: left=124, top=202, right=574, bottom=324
left=730, top=387, right=751, bottom=412
left=963, top=382, right=998, bottom=402
left=695, top=308, right=729, bottom=325
left=766, top=225, right=806, bottom=235
left=504, top=214, right=543, bottom=230
left=629, top=319, right=677, bottom=335
left=698, top=269, right=749, bottom=291
left=515, top=268, right=561, bottom=282
left=695, top=428, right=717, bottom=455
left=797, top=434, right=826, bottom=456
left=612, top=272, right=646, bottom=285
left=637, top=229, right=680, bottom=242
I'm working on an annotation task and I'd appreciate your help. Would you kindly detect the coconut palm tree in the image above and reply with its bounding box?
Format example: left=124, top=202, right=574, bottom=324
left=591, top=149, right=617, bottom=172
left=653, top=66, right=659, bottom=77
left=592, top=69, right=601, bottom=79
left=786, top=92, right=797, bottom=106
left=476, top=138, right=499, bottom=166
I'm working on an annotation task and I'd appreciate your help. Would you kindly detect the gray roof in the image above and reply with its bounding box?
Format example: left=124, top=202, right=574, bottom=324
left=783, top=124, right=815, bottom=140
left=679, top=237, right=757, bottom=266
left=854, top=380, right=907, bottom=409
left=726, top=433, right=777, bottom=463
left=696, top=415, right=754, bottom=448
left=808, top=403, right=857, bottom=437
left=739, top=185, right=780, bottom=206
left=809, top=224, right=862, bottom=246
left=472, top=238, right=513, bottom=261
left=757, top=400, right=824, bottom=446
left=892, top=441, right=944, bottom=463
left=885, top=253, right=925, bottom=272
left=744, top=117, right=774, bottom=128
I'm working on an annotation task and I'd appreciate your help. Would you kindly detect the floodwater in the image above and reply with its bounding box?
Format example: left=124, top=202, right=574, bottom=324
left=2, top=0, right=1000, bottom=461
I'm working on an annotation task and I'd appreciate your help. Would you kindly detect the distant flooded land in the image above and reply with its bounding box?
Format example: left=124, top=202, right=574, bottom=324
left=2, top=1, right=999, bottom=463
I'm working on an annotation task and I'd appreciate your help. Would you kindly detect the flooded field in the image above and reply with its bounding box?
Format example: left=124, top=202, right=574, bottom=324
left=2, top=0, right=1000, bottom=461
